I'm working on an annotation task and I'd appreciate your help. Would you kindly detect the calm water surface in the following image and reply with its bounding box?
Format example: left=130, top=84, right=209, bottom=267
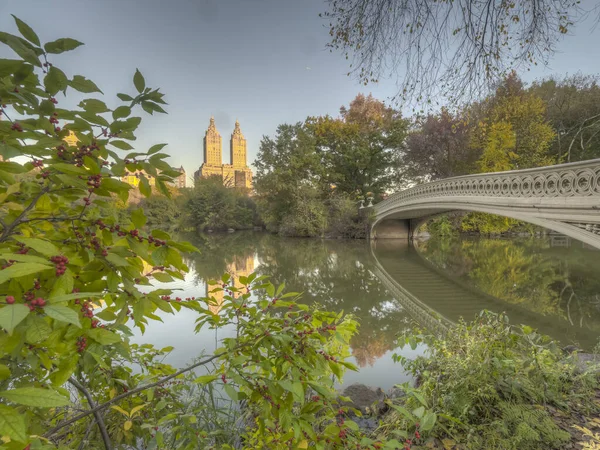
left=133, top=232, right=600, bottom=390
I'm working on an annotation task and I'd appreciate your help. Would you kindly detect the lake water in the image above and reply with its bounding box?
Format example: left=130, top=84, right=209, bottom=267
left=133, top=232, right=600, bottom=390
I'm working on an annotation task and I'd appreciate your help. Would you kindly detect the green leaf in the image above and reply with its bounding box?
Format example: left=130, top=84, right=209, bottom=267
left=50, top=356, right=78, bottom=387
left=79, top=98, right=108, bottom=114
left=412, top=406, right=425, bottom=419
left=11, top=15, right=40, bottom=46
left=133, top=69, right=145, bottom=93
left=0, top=404, right=27, bottom=442
left=13, top=236, right=59, bottom=257
left=111, top=140, right=134, bottom=150
left=0, top=32, right=41, bottom=67
left=49, top=292, right=102, bottom=304
left=139, top=176, right=151, bottom=197
left=420, top=411, right=437, bottom=432
left=223, top=384, right=238, bottom=401
left=44, top=38, right=84, bottom=54
left=0, top=262, right=51, bottom=286
left=35, top=193, right=52, bottom=212
left=131, top=208, right=147, bottom=228
left=0, top=59, right=23, bottom=78
left=0, top=253, right=49, bottom=264
left=44, top=66, right=68, bottom=96
left=112, top=106, right=131, bottom=120
left=0, top=142, right=21, bottom=160
left=193, top=374, right=219, bottom=384
left=0, top=387, right=70, bottom=407
left=44, top=305, right=81, bottom=328
left=279, top=380, right=304, bottom=403
left=117, top=93, right=133, bottom=101
left=25, top=317, right=52, bottom=343
left=148, top=143, right=167, bottom=155
left=0, top=365, right=10, bottom=381
left=70, top=75, right=102, bottom=94
left=152, top=272, right=173, bottom=283
left=87, top=328, right=121, bottom=345
left=106, top=253, right=129, bottom=267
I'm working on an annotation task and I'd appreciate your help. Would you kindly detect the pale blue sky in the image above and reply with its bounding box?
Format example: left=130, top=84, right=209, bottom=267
left=1, top=0, right=599, bottom=182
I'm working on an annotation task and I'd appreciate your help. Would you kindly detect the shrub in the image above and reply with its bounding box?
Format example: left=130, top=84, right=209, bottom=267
left=380, top=312, right=600, bottom=449
left=0, top=17, right=371, bottom=450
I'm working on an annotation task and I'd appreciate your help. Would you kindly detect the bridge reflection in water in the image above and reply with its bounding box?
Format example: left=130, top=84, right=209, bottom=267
left=369, top=238, right=600, bottom=351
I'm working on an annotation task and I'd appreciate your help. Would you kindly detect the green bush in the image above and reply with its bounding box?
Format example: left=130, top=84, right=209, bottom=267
left=137, top=194, right=183, bottom=229
left=183, top=176, right=258, bottom=231
left=380, top=312, right=600, bottom=449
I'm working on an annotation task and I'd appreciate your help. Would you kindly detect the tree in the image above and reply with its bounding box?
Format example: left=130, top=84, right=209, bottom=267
left=183, top=176, right=256, bottom=231
left=254, top=123, right=325, bottom=233
left=471, top=72, right=556, bottom=171
left=0, top=17, right=368, bottom=450
left=529, top=73, right=600, bottom=162
left=403, top=108, right=476, bottom=182
left=311, top=94, right=408, bottom=198
left=323, top=0, right=595, bottom=105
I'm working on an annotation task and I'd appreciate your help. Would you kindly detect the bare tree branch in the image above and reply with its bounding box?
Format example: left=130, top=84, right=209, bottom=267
left=324, top=0, right=594, bottom=106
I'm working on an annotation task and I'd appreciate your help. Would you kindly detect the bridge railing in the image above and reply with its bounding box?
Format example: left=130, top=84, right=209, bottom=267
left=375, top=158, right=600, bottom=214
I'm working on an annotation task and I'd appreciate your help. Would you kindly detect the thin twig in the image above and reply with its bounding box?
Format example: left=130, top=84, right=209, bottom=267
left=44, top=350, right=233, bottom=439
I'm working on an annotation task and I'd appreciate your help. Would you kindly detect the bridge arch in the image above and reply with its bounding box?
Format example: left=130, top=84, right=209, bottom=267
left=369, top=159, right=600, bottom=249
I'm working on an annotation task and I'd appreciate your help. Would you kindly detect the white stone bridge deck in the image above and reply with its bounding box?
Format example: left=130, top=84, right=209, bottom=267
left=370, top=159, right=600, bottom=249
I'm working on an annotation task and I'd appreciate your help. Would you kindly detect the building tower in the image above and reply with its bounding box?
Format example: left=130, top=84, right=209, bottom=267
left=230, top=119, right=247, bottom=168
left=195, top=117, right=253, bottom=189
left=203, top=116, right=222, bottom=167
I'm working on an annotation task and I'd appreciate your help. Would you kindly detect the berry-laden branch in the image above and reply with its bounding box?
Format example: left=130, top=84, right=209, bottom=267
left=43, top=347, right=245, bottom=439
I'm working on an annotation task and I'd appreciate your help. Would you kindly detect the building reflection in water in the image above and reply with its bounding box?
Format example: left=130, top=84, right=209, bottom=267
left=206, top=255, right=255, bottom=315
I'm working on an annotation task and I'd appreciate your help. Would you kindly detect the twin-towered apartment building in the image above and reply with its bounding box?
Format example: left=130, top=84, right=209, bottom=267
left=193, top=116, right=253, bottom=189
left=121, top=117, right=253, bottom=190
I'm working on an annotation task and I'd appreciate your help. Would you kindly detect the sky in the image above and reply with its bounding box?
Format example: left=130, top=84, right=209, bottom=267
left=1, top=0, right=600, bottom=183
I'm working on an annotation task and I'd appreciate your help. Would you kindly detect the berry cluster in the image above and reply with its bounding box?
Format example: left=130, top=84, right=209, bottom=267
left=76, top=336, right=87, bottom=353
left=159, top=295, right=183, bottom=302
left=75, top=298, right=95, bottom=319
left=32, top=159, right=44, bottom=168
left=86, top=174, right=102, bottom=191
left=16, top=243, right=29, bottom=255
left=10, top=122, right=23, bottom=132
left=100, top=127, right=119, bottom=138
left=27, top=297, right=46, bottom=311
left=49, top=112, right=59, bottom=125
left=94, top=220, right=167, bottom=247
left=1, top=259, right=15, bottom=270
left=50, top=255, right=69, bottom=276
left=50, top=97, right=58, bottom=104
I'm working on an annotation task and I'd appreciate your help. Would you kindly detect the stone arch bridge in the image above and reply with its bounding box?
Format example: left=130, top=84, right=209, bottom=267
left=369, top=159, right=600, bottom=249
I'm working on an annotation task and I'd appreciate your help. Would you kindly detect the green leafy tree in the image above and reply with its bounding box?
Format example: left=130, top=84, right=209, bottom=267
left=312, top=94, right=408, bottom=198
left=0, top=17, right=369, bottom=450
left=530, top=74, right=600, bottom=163
left=254, top=123, right=325, bottom=234
left=183, top=176, right=257, bottom=231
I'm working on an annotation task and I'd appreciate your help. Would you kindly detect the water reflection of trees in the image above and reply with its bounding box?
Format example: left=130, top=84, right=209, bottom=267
left=416, top=237, right=600, bottom=334
left=255, top=235, right=407, bottom=367
left=183, top=232, right=410, bottom=367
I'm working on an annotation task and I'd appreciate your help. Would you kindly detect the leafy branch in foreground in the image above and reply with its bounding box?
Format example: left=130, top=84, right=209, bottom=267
left=0, top=15, right=378, bottom=450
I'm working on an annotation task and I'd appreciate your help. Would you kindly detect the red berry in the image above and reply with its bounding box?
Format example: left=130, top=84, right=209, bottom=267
left=5, top=296, right=15, bottom=304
